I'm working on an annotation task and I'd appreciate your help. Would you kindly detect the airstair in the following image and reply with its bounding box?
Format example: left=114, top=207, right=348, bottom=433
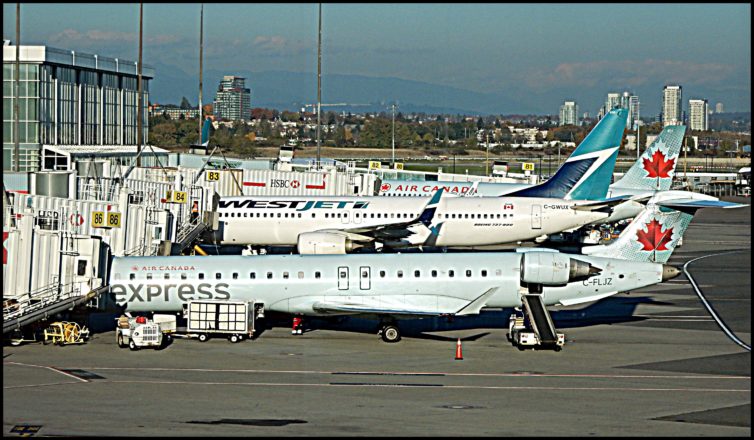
left=508, top=285, right=565, bottom=350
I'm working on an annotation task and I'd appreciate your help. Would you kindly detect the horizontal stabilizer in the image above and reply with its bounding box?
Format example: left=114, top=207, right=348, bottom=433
left=656, top=199, right=749, bottom=210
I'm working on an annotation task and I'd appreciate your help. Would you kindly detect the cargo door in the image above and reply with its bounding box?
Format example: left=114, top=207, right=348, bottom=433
left=531, top=204, right=542, bottom=230
left=359, top=266, right=371, bottom=290
left=337, top=266, right=349, bottom=290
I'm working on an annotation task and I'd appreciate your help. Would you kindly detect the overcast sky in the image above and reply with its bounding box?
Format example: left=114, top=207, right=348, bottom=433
left=3, top=3, right=751, bottom=113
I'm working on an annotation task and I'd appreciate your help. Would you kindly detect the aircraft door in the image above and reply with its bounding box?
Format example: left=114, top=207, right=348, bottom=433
left=338, top=266, right=349, bottom=290
left=359, top=266, right=371, bottom=290
left=532, top=204, right=542, bottom=229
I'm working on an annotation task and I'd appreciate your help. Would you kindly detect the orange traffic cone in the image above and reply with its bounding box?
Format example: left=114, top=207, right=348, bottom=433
left=455, top=338, right=463, bottom=360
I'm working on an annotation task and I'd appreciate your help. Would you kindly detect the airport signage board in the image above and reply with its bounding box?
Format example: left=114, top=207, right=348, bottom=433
left=522, top=162, right=535, bottom=171
left=369, top=161, right=381, bottom=170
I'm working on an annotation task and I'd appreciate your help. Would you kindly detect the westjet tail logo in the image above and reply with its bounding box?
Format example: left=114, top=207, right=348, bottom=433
left=218, top=200, right=370, bottom=211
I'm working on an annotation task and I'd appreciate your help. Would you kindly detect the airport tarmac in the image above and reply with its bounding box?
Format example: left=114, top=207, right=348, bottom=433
left=3, top=197, right=751, bottom=436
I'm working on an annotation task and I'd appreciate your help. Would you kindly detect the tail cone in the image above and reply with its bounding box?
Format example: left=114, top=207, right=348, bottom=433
left=662, top=265, right=681, bottom=281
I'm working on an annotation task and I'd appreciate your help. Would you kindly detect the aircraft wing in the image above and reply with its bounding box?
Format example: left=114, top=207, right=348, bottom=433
left=332, top=189, right=445, bottom=241
left=311, top=286, right=498, bottom=318
left=570, top=195, right=632, bottom=211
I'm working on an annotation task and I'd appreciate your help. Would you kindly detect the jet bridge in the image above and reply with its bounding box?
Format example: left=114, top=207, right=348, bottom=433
left=509, top=285, right=565, bottom=350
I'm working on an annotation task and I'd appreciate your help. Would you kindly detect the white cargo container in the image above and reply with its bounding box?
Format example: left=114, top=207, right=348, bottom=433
left=184, top=300, right=257, bottom=343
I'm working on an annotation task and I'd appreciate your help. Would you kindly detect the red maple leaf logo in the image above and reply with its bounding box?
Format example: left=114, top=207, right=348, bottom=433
left=642, top=149, right=676, bottom=178
left=636, top=218, right=674, bottom=251
left=380, top=183, right=391, bottom=192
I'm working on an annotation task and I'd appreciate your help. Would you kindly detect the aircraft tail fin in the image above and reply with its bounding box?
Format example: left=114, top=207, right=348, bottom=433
left=582, top=203, right=693, bottom=264
left=200, top=117, right=211, bottom=147
left=419, top=188, right=444, bottom=227
left=611, top=125, right=686, bottom=192
left=506, top=108, right=627, bottom=200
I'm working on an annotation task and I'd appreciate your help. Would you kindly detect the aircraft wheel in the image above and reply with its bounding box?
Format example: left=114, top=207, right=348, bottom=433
left=198, top=333, right=209, bottom=342
left=381, top=325, right=401, bottom=343
left=128, top=339, right=138, bottom=351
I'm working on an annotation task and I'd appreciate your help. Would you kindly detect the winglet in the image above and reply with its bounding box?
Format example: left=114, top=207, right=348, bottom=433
left=419, top=188, right=444, bottom=227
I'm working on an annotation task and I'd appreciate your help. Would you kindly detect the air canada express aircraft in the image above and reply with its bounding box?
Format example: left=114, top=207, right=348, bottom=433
left=207, top=109, right=629, bottom=254
left=109, top=193, right=744, bottom=342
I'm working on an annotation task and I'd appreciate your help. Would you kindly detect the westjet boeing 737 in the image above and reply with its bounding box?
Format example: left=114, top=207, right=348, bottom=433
left=206, top=109, right=628, bottom=253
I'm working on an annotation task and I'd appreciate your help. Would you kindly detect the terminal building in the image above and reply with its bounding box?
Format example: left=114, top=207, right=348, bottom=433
left=2, top=42, right=153, bottom=172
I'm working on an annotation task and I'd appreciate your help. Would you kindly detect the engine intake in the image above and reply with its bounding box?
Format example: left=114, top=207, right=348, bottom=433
left=520, top=252, right=600, bottom=286
left=297, top=232, right=356, bottom=255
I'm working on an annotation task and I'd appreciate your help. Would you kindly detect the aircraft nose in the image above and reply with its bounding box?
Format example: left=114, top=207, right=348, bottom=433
left=662, top=265, right=681, bottom=281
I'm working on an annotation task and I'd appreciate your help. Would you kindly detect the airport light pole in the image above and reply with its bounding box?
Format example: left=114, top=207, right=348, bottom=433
left=198, top=4, right=203, bottom=143
left=315, top=3, right=322, bottom=169
left=13, top=3, right=20, bottom=171
left=391, top=103, right=396, bottom=167
left=136, top=2, right=143, bottom=167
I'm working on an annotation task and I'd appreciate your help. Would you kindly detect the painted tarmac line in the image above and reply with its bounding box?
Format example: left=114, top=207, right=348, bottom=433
left=4, top=361, right=89, bottom=383
left=95, top=380, right=750, bottom=393
left=57, top=366, right=751, bottom=380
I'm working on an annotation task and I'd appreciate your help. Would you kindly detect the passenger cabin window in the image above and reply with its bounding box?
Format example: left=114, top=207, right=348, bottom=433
left=283, top=272, right=290, bottom=279
left=129, top=274, right=135, bottom=280
left=198, top=273, right=205, bottom=280
left=449, top=270, right=455, bottom=278
left=414, top=270, right=421, bottom=278
left=379, top=270, right=386, bottom=277
left=164, top=273, right=170, bottom=279
left=466, top=270, right=472, bottom=277
left=481, top=270, right=487, bottom=277
left=298, top=271, right=304, bottom=279
left=315, top=271, right=321, bottom=279
left=250, top=272, right=256, bottom=279
left=181, top=273, right=187, bottom=280
left=431, top=270, right=437, bottom=277
left=397, top=270, right=403, bottom=278
left=215, top=273, right=222, bottom=279
left=267, top=272, right=273, bottom=279
left=146, top=273, right=153, bottom=280
left=232, top=272, right=238, bottom=280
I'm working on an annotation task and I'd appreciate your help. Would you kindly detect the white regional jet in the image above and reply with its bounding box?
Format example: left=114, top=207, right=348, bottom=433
left=109, top=193, right=743, bottom=343
left=207, top=109, right=629, bottom=253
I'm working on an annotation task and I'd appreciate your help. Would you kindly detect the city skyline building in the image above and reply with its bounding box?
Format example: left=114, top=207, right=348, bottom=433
left=559, top=100, right=579, bottom=126
left=715, top=102, right=724, bottom=114
left=2, top=43, right=153, bottom=172
left=662, top=85, right=683, bottom=127
left=689, top=98, right=709, bottom=131
left=213, top=75, right=252, bottom=121
left=605, top=92, right=621, bottom=115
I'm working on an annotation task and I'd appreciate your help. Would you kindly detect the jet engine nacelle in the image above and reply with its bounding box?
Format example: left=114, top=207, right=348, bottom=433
left=297, top=232, right=355, bottom=255
left=520, top=252, right=600, bottom=286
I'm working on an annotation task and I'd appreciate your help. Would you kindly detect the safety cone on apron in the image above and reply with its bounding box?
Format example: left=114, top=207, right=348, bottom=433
left=455, top=338, right=463, bottom=360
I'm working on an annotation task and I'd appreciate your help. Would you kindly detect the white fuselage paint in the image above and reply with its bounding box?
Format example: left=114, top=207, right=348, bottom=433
left=110, top=252, right=663, bottom=314
left=215, top=196, right=608, bottom=247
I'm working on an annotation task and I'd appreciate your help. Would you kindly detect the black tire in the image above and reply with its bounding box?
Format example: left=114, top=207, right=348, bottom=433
left=229, top=334, right=239, bottom=343
left=381, top=325, right=401, bottom=343
left=117, top=333, right=126, bottom=348
left=128, top=339, right=138, bottom=351
left=554, top=346, right=562, bottom=352
left=198, top=333, right=208, bottom=342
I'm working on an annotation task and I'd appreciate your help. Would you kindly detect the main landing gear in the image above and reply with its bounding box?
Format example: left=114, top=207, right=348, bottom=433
left=378, top=319, right=401, bottom=343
